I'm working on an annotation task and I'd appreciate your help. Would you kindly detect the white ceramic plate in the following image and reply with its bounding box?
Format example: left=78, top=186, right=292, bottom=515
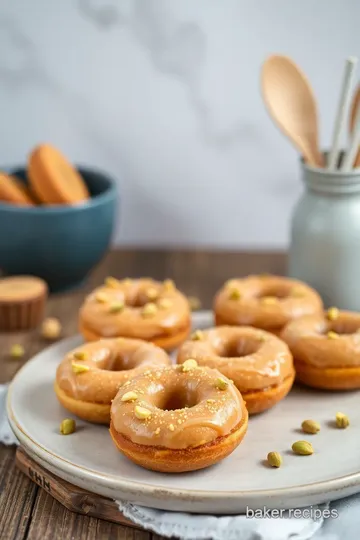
left=7, top=311, right=360, bottom=514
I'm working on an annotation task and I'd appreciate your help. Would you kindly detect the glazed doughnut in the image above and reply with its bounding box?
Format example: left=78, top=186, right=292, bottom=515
left=79, top=277, right=191, bottom=351
left=55, top=338, right=171, bottom=424
left=214, top=275, right=323, bottom=334
left=177, top=326, right=295, bottom=414
left=110, top=362, right=248, bottom=472
left=281, top=308, right=360, bottom=390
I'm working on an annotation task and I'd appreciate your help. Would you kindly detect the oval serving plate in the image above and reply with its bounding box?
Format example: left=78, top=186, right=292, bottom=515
left=7, top=311, right=360, bottom=513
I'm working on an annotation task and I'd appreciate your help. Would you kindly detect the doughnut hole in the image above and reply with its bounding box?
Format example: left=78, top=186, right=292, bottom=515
left=256, top=283, right=293, bottom=300
left=328, top=319, right=360, bottom=335
left=161, top=388, right=198, bottom=410
left=122, top=285, right=161, bottom=308
left=154, top=381, right=200, bottom=411
left=313, top=313, right=360, bottom=336
left=213, top=336, right=261, bottom=358
left=88, top=347, right=153, bottom=371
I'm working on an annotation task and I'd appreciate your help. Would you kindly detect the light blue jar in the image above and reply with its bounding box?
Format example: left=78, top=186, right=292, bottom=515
left=288, top=162, right=360, bottom=310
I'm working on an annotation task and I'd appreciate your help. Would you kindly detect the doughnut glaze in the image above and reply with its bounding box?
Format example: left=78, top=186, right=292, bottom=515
left=177, top=326, right=295, bottom=414
left=79, top=278, right=191, bottom=351
left=281, top=309, right=360, bottom=389
left=110, top=363, right=248, bottom=472
left=55, top=338, right=171, bottom=423
left=214, top=275, right=323, bottom=334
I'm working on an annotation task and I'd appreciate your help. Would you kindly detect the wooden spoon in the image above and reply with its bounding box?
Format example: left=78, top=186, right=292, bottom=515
left=349, top=84, right=360, bottom=167
left=261, top=55, right=323, bottom=167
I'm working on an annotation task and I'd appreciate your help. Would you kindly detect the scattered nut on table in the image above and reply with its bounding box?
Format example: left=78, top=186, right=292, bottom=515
left=187, top=296, right=202, bottom=311
left=267, top=451, right=282, bottom=468
left=292, top=440, right=314, bottom=455
left=335, top=412, right=349, bottom=429
left=301, top=419, right=320, bottom=434
left=41, top=317, right=62, bottom=340
left=9, top=344, right=25, bottom=358
left=60, top=418, right=76, bottom=435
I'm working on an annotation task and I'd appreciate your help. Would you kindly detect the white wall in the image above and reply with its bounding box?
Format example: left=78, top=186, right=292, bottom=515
left=0, top=0, right=359, bottom=248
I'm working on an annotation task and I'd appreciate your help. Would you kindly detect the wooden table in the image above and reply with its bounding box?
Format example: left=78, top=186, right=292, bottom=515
left=0, top=249, right=285, bottom=540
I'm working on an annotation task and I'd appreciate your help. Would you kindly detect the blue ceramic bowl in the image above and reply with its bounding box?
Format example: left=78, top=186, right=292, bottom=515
left=0, top=166, right=118, bottom=292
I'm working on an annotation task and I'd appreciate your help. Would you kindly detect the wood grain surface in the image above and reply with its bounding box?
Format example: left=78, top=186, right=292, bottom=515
left=16, top=448, right=140, bottom=529
left=0, top=249, right=285, bottom=540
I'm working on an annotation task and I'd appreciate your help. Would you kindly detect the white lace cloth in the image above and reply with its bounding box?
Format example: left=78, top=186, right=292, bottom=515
left=0, top=383, right=357, bottom=539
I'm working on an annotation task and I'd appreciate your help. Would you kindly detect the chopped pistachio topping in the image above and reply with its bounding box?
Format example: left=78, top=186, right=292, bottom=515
left=109, top=301, right=125, bottom=313
left=229, top=288, right=241, bottom=300
left=327, top=307, right=339, bottom=321
left=215, top=377, right=229, bottom=390
left=121, top=391, right=138, bottom=402
left=73, top=350, right=87, bottom=360
left=191, top=329, right=203, bottom=341
left=105, top=276, right=121, bottom=289
left=163, top=279, right=175, bottom=291
left=95, top=292, right=108, bottom=303
left=225, top=279, right=238, bottom=289
left=146, top=287, right=159, bottom=300
left=71, top=362, right=90, bottom=374
left=141, top=302, right=158, bottom=317
left=158, top=298, right=172, bottom=309
left=182, top=359, right=198, bottom=372
left=134, top=406, right=152, bottom=420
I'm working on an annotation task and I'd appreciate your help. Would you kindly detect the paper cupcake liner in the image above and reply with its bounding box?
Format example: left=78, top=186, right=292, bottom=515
left=0, top=294, right=46, bottom=331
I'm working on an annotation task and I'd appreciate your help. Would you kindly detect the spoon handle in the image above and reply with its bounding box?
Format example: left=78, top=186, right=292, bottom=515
left=304, top=146, right=324, bottom=167
left=328, top=57, right=358, bottom=170
left=342, top=107, right=360, bottom=171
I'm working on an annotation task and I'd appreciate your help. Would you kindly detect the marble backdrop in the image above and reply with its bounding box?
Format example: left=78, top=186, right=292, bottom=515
left=0, top=0, right=359, bottom=248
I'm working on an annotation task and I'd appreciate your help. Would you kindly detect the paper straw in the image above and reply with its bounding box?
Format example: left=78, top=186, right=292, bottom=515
left=327, top=57, right=358, bottom=170
left=341, top=103, right=360, bottom=171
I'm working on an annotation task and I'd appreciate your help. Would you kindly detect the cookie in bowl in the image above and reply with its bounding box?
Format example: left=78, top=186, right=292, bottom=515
left=79, top=277, right=191, bottom=351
